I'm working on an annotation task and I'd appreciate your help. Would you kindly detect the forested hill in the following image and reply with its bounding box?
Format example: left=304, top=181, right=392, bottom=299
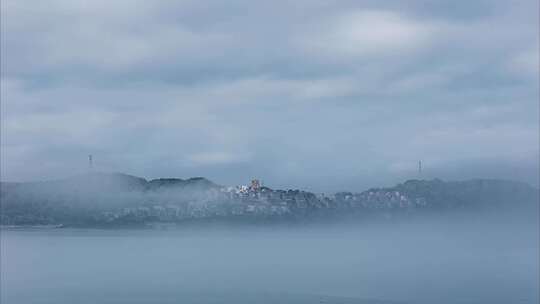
left=1, top=173, right=537, bottom=226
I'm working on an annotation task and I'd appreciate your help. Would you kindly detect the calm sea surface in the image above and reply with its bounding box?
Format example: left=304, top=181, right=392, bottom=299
left=1, top=214, right=538, bottom=304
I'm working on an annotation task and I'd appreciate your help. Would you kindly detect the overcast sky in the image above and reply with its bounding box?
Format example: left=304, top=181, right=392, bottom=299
left=1, top=0, right=538, bottom=192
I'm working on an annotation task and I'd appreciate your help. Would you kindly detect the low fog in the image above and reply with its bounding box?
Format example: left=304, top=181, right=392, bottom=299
left=2, top=211, right=538, bottom=304
left=1, top=1, right=538, bottom=303
left=1, top=173, right=538, bottom=303
left=2, top=172, right=538, bottom=227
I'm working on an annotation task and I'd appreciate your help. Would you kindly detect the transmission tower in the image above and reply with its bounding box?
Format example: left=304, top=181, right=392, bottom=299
left=88, top=154, right=93, bottom=170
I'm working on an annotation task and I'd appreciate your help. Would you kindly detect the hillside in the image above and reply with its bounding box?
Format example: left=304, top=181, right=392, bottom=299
left=1, top=174, right=537, bottom=227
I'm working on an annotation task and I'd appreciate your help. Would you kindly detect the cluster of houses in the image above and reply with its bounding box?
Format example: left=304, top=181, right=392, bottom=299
left=97, top=179, right=428, bottom=224
left=334, top=189, right=427, bottom=209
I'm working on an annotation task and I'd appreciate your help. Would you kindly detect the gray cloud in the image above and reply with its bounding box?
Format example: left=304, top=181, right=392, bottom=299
left=1, top=0, right=538, bottom=192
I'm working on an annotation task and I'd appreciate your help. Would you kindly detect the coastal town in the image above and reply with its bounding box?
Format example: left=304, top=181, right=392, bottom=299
left=99, top=179, right=430, bottom=224
left=1, top=173, right=536, bottom=227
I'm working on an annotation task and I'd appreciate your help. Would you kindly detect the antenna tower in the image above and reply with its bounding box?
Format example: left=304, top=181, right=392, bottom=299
left=88, top=154, right=93, bottom=170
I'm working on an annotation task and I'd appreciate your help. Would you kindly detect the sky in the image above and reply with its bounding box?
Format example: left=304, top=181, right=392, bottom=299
left=1, top=0, right=538, bottom=192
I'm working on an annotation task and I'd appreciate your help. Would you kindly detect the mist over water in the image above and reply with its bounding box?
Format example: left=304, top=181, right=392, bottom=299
left=2, top=1, right=538, bottom=303
left=2, top=211, right=538, bottom=304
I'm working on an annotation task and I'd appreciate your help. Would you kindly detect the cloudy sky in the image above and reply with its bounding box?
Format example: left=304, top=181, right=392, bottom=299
left=1, top=0, right=538, bottom=192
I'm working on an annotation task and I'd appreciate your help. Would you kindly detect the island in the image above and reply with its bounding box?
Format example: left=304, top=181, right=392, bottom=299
left=1, top=172, right=538, bottom=227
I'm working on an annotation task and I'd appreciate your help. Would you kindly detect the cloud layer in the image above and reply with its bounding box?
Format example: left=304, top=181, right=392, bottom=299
left=1, top=0, right=538, bottom=191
